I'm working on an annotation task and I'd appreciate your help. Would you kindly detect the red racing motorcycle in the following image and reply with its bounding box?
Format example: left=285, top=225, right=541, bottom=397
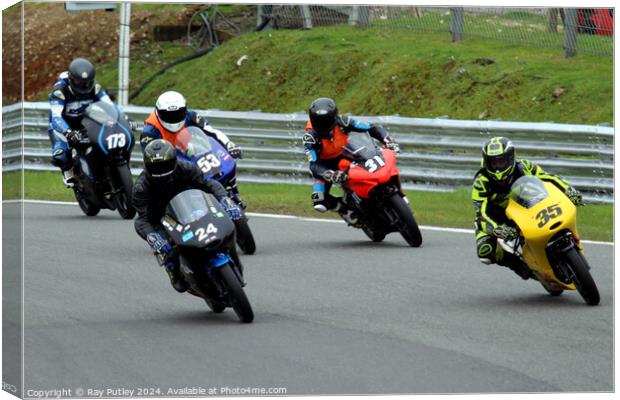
left=336, top=132, right=422, bottom=247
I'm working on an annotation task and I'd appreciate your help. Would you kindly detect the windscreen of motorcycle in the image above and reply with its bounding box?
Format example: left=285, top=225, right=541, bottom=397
left=175, top=126, right=213, bottom=158
left=85, top=101, right=119, bottom=124
left=342, top=132, right=382, bottom=163
left=509, top=176, right=549, bottom=209
left=166, top=189, right=219, bottom=225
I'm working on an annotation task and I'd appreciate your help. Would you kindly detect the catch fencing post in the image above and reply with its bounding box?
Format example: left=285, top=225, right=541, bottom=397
left=563, top=8, right=577, bottom=58
left=118, top=2, right=131, bottom=106
left=450, top=7, right=464, bottom=42
left=300, top=5, right=313, bottom=29
left=349, top=6, right=369, bottom=27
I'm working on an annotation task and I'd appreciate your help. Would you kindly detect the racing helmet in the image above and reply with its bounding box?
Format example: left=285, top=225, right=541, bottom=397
left=482, top=137, right=516, bottom=184
left=309, top=97, right=338, bottom=137
left=155, top=91, right=187, bottom=133
left=68, top=58, right=96, bottom=96
left=143, top=139, right=177, bottom=182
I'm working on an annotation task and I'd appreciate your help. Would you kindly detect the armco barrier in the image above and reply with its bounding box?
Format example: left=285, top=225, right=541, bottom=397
left=2, top=102, right=613, bottom=203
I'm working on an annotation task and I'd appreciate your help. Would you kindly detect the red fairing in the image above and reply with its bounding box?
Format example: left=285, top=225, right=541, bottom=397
left=340, top=149, right=400, bottom=198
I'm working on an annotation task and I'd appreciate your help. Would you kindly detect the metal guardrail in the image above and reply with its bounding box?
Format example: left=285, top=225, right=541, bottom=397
left=2, top=102, right=614, bottom=203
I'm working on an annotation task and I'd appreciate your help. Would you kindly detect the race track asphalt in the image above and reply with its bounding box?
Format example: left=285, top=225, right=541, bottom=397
left=20, top=202, right=613, bottom=395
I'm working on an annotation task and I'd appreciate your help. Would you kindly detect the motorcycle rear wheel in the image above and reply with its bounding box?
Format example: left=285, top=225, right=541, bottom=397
left=73, top=187, right=100, bottom=217
left=217, top=264, right=254, bottom=322
left=565, top=248, right=600, bottom=306
left=386, top=194, right=422, bottom=247
left=235, top=218, right=256, bottom=255
left=362, top=226, right=386, bottom=242
left=205, top=298, right=226, bottom=313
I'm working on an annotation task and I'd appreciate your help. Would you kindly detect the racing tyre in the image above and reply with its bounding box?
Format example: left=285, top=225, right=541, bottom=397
left=235, top=218, right=256, bottom=255
left=387, top=194, right=422, bottom=247
left=565, top=248, right=600, bottom=306
left=74, top=187, right=100, bottom=217
left=205, top=298, right=226, bottom=313
left=114, top=165, right=135, bottom=220
left=217, top=264, right=254, bottom=323
left=362, top=226, right=386, bottom=242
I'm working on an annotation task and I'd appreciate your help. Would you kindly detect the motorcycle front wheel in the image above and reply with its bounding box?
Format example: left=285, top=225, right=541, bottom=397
left=216, top=264, right=254, bottom=323
left=235, top=218, right=256, bottom=255
left=565, top=248, right=600, bottom=306
left=386, top=194, right=422, bottom=247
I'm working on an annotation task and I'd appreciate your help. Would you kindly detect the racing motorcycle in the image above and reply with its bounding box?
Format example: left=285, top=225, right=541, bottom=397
left=498, top=175, right=600, bottom=305
left=161, top=189, right=254, bottom=322
left=68, top=101, right=136, bottom=219
left=174, top=126, right=256, bottom=255
left=336, top=132, right=422, bottom=247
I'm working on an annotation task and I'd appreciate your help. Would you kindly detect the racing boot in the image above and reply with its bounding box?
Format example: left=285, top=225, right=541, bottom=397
left=499, top=252, right=533, bottom=280
left=62, top=169, right=76, bottom=188
left=164, top=263, right=189, bottom=293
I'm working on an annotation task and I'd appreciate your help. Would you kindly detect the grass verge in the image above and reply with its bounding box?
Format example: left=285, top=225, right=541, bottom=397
left=2, top=171, right=612, bottom=242
left=92, top=23, right=612, bottom=125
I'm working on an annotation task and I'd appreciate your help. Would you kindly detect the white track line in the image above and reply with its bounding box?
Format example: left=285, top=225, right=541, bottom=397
left=5, top=199, right=613, bottom=246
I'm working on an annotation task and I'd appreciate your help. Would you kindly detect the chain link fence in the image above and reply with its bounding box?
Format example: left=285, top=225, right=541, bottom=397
left=257, top=6, right=613, bottom=57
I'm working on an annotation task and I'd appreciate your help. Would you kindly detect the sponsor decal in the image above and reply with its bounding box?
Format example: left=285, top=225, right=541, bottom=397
left=182, top=231, right=194, bottom=242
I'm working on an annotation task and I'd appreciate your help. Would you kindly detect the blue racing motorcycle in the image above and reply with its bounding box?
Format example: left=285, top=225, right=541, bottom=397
left=174, top=126, right=256, bottom=254
left=69, top=101, right=136, bottom=219
left=162, top=189, right=254, bottom=323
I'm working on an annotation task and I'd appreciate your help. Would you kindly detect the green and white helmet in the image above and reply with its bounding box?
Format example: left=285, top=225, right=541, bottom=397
left=482, top=137, right=515, bottom=184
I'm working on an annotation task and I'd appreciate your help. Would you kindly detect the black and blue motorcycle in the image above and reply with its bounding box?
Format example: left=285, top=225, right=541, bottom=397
left=162, top=189, right=254, bottom=323
left=174, top=126, right=256, bottom=254
left=69, top=102, right=136, bottom=219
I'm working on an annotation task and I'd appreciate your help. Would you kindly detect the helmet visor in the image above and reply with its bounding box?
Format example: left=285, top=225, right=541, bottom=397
left=311, top=115, right=337, bottom=136
left=70, top=76, right=94, bottom=95
left=158, top=107, right=187, bottom=124
left=147, top=158, right=176, bottom=178
left=489, top=156, right=510, bottom=171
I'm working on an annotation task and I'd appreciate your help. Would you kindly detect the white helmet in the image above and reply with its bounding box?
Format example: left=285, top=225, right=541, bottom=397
left=155, top=91, right=187, bottom=133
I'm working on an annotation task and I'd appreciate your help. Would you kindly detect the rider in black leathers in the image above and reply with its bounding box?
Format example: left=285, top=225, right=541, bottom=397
left=133, top=139, right=241, bottom=292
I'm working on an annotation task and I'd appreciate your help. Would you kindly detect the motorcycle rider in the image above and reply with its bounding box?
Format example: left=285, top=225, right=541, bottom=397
left=141, top=90, right=245, bottom=205
left=133, top=139, right=242, bottom=293
left=472, top=136, right=584, bottom=279
left=303, top=97, right=400, bottom=223
left=48, top=58, right=115, bottom=187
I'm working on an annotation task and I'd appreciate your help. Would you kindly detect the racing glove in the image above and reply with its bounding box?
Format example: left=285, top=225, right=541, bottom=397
left=146, top=232, right=173, bottom=256
left=65, top=129, right=82, bottom=146
left=322, top=170, right=348, bottom=184
left=226, top=141, right=242, bottom=159
left=566, top=186, right=584, bottom=206
left=220, top=197, right=241, bottom=220
left=493, top=225, right=518, bottom=241
left=384, top=137, right=400, bottom=153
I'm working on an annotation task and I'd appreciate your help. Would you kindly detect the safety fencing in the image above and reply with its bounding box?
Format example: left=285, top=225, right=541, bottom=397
left=1, top=102, right=614, bottom=203
left=258, top=6, right=613, bottom=58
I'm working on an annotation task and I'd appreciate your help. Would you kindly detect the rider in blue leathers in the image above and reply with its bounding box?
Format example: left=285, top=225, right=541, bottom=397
left=48, top=58, right=114, bottom=187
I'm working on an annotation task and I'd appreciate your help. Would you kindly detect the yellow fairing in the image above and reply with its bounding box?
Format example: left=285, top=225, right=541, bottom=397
left=505, top=182, right=577, bottom=290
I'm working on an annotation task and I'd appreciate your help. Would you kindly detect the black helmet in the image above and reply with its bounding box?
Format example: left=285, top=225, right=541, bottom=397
left=68, top=58, right=96, bottom=95
left=143, top=139, right=177, bottom=182
left=482, top=137, right=516, bottom=184
left=309, top=97, right=338, bottom=137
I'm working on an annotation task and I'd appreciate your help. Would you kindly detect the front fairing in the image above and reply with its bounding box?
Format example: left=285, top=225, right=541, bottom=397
left=81, top=102, right=134, bottom=161
left=505, top=176, right=578, bottom=289
left=175, top=126, right=236, bottom=182
left=163, top=189, right=235, bottom=252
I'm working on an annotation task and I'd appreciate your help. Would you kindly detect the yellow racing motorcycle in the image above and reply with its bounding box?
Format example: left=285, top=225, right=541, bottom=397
left=498, top=176, right=600, bottom=305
